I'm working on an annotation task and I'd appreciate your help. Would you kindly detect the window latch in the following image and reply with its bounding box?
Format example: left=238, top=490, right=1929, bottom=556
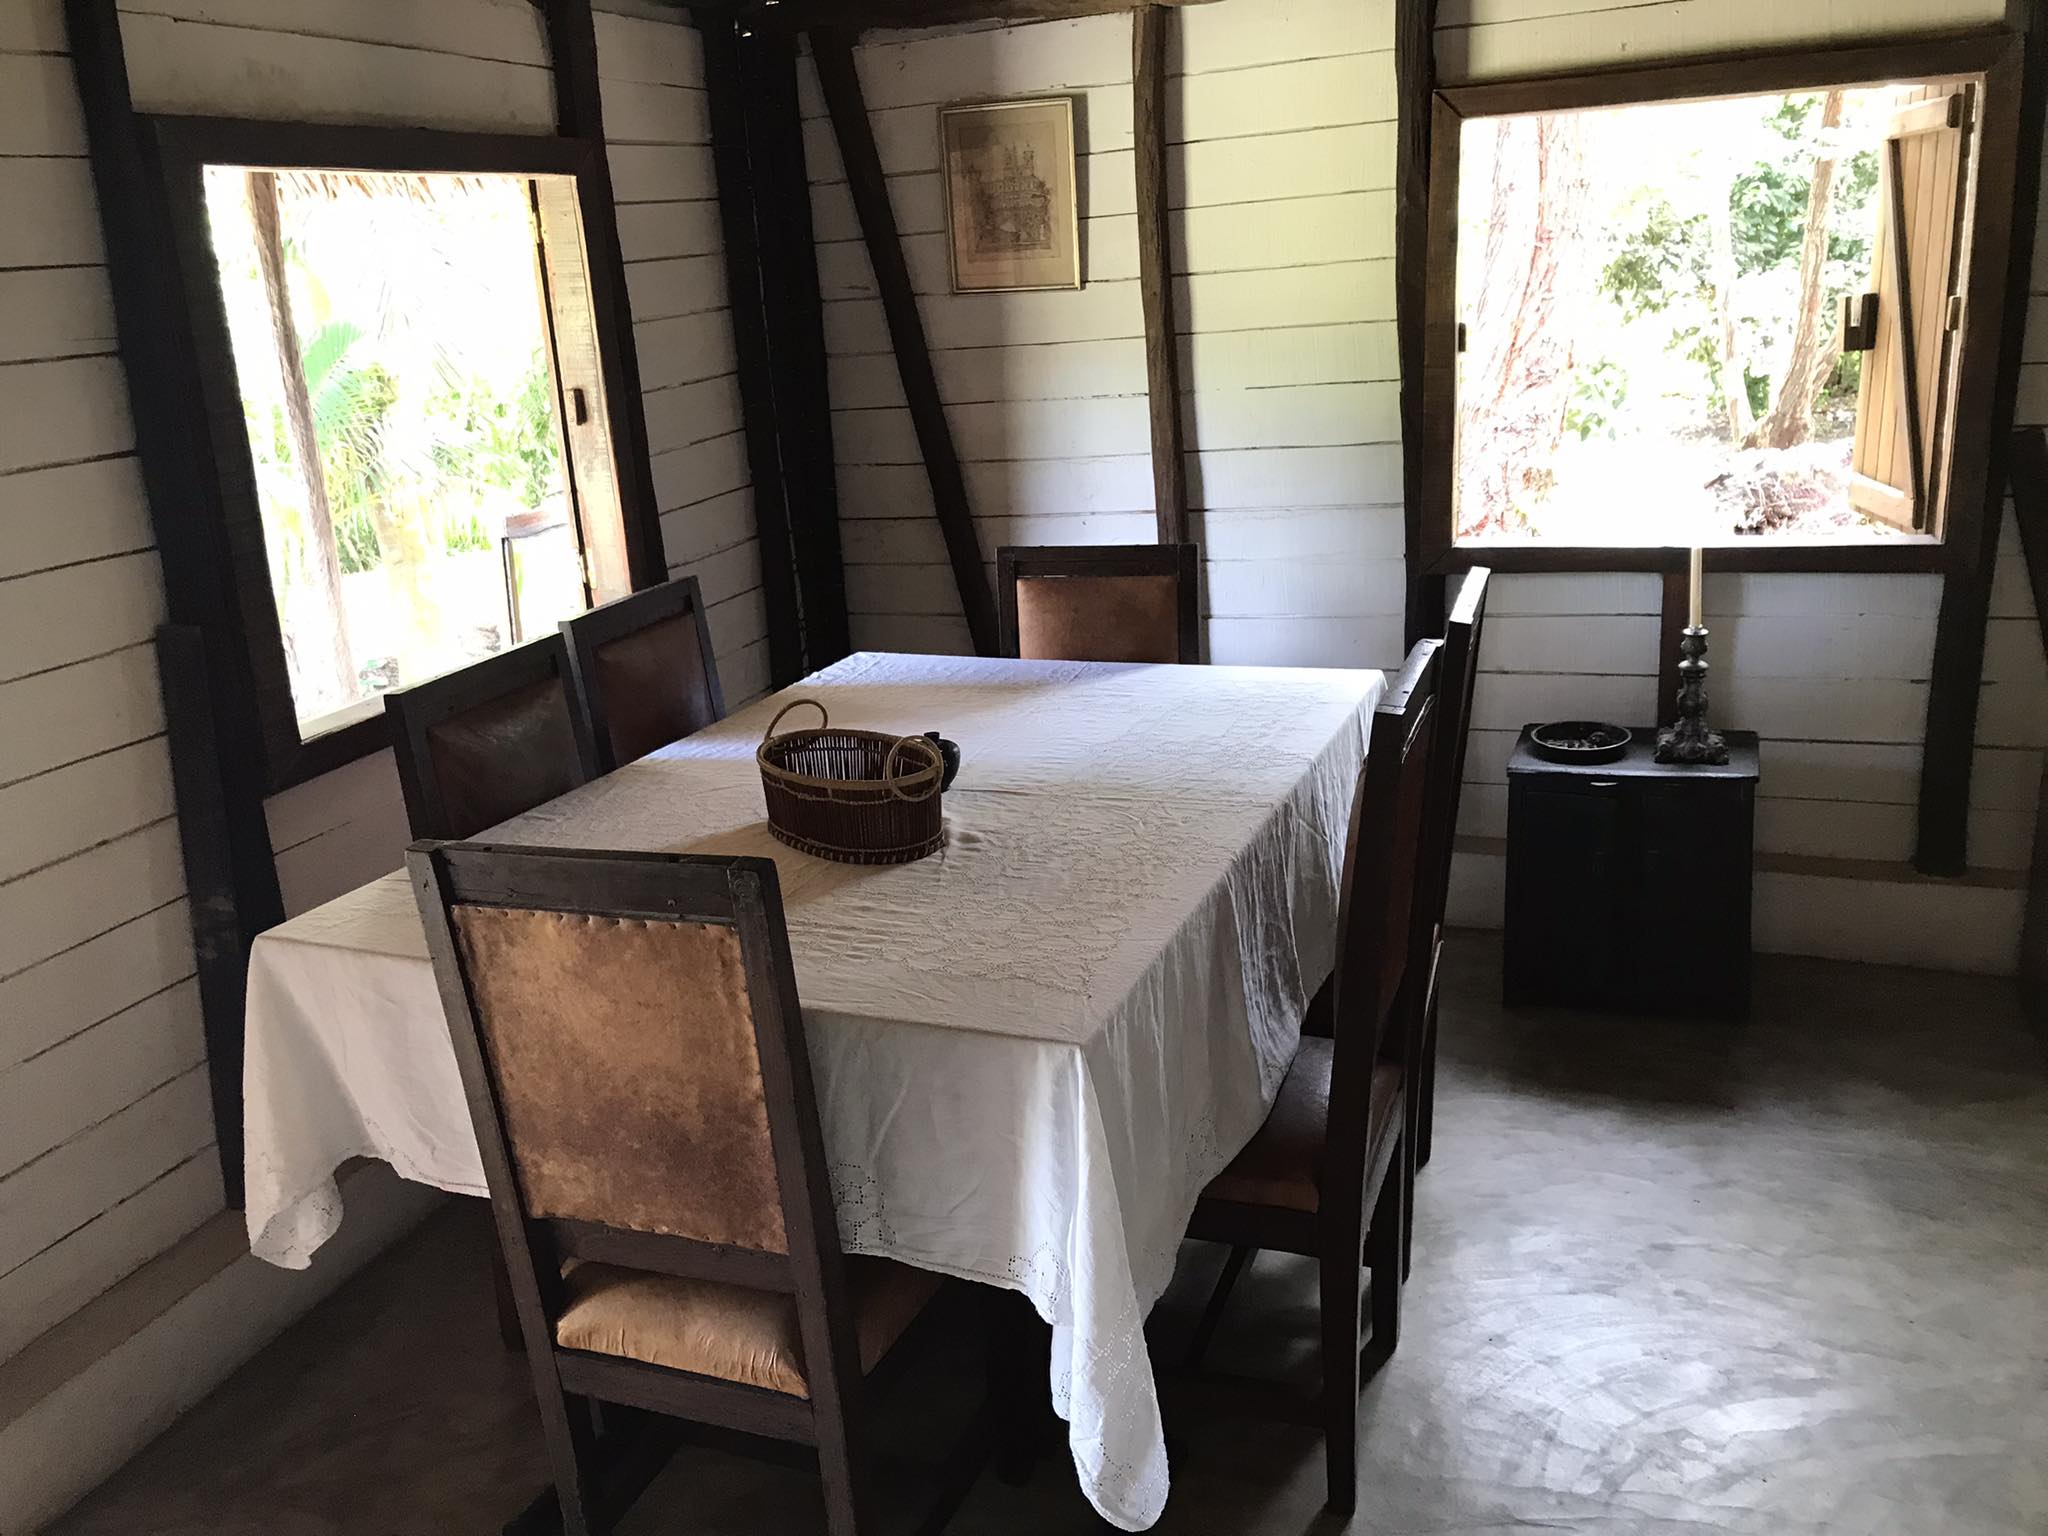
left=1456, top=321, right=1468, bottom=354
left=1837, top=293, right=1879, bottom=353
left=569, top=386, right=590, bottom=426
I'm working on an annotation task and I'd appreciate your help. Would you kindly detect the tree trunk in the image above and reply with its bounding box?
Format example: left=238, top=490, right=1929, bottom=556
left=248, top=170, right=355, bottom=712
left=1749, top=89, right=1847, bottom=451
left=1704, top=184, right=1756, bottom=445
left=1456, top=114, right=1592, bottom=538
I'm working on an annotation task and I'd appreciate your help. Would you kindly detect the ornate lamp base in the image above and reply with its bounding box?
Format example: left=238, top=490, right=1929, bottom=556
left=1655, top=626, right=1730, bottom=766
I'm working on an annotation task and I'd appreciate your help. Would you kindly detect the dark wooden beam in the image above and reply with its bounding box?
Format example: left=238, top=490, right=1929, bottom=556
left=701, top=18, right=811, bottom=685
left=1131, top=6, right=1188, bottom=546
left=812, top=28, right=998, bottom=656
left=735, top=0, right=1222, bottom=35
left=1916, top=27, right=2042, bottom=875
left=67, top=0, right=287, bottom=1205
left=542, top=0, right=668, bottom=592
left=2011, top=428, right=2048, bottom=1021
left=1657, top=567, right=1687, bottom=729
left=1395, top=0, right=1442, bottom=647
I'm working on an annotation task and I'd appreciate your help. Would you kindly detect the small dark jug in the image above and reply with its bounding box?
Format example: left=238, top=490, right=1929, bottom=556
left=923, top=732, right=962, bottom=791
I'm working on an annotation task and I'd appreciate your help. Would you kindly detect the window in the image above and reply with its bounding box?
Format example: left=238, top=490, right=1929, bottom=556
left=151, top=118, right=659, bottom=789
left=204, top=168, right=609, bottom=738
left=1422, top=35, right=2023, bottom=571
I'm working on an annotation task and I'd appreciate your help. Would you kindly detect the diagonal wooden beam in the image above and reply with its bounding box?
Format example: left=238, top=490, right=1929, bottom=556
left=812, top=28, right=998, bottom=656
left=701, top=18, right=809, bottom=684
left=1395, top=0, right=1442, bottom=648
left=1916, top=29, right=2042, bottom=874
left=1132, top=5, right=1187, bottom=546
left=542, top=0, right=669, bottom=592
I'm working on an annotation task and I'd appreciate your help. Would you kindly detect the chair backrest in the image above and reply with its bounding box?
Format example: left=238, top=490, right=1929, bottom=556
left=997, top=543, right=1200, bottom=664
left=407, top=843, right=854, bottom=1373
left=1415, top=568, right=1491, bottom=943
left=561, top=575, right=725, bottom=772
left=384, top=637, right=598, bottom=840
left=1327, top=639, right=1442, bottom=1138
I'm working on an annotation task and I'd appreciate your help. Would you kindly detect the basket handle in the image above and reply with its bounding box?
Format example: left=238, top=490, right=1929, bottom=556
left=881, top=735, right=943, bottom=803
left=763, top=697, right=828, bottom=741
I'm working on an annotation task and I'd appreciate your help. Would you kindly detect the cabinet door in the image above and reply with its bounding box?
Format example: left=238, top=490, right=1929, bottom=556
left=1636, top=783, right=1752, bottom=1014
left=1505, top=780, right=1626, bottom=1006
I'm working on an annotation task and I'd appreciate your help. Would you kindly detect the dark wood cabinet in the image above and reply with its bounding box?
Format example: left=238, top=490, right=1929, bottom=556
left=1504, top=727, right=1759, bottom=1017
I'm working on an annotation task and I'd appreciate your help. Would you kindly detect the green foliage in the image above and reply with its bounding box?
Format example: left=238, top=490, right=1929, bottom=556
left=1599, top=199, right=1710, bottom=321
left=425, top=348, right=564, bottom=514
left=1564, top=360, right=1629, bottom=441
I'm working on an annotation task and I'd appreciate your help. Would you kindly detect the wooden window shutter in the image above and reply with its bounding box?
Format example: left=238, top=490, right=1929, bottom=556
left=1848, top=85, right=1974, bottom=533
left=532, top=177, right=632, bottom=606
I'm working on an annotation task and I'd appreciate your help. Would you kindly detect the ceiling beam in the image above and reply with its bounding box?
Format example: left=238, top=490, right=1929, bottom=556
left=726, top=0, right=1224, bottom=37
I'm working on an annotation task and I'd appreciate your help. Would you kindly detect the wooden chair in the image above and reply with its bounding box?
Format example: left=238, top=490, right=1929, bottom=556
left=385, top=637, right=597, bottom=840
left=1181, top=637, right=1443, bottom=1514
left=1412, top=567, right=1490, bottom=1171
left=560, top=575, right=725, bottom=772
left=996, top=543, right=1200, bottom=664
left=408, top=842, right=949, bottom=1536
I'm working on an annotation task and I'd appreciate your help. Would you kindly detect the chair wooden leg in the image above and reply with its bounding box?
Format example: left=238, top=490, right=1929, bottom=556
left=1186, top=1244, right=1254, bottom=1368
left=1318, top=1242, right=1363, bottom=1514
left=533, top=1390, right=600, bottom=1536
left=815, top=1409, right=871, bottom=1536
left=1364, top=1150, right=1404, bottom=1377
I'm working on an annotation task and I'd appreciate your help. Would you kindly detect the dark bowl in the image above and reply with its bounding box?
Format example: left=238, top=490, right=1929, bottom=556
left=1530, top=721, right=1633, bottom=764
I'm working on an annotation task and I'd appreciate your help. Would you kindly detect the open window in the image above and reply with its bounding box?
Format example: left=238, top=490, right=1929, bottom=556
left=1421, top=34, right=2023, bottom=572
left=150, top=118, right=660, bottom=788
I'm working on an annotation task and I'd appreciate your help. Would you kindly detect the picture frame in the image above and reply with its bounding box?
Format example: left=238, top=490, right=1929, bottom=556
left=938, top=97, right=1081, bottom=294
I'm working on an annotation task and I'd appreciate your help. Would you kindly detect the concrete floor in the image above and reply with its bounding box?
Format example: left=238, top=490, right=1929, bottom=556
left=48, top=938, right=2048, bottom=1536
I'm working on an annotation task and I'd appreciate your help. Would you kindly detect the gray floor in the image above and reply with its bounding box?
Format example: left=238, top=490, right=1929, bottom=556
left=49, top=938, right=2048, bottom=1536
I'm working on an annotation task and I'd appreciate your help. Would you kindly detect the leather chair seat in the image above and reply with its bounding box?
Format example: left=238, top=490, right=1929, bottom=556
left=1202, top=1037, right=1403, bottom=1214
left=555, top=1256, right=942, bottom=1398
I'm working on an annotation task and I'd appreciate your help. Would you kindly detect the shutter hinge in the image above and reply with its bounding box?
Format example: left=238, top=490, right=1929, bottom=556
left=1945, top=294, right=1964, bottom=333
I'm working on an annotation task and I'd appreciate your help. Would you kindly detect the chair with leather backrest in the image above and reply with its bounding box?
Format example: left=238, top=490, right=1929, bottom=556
left=997, top=543, right=1200, bottom=664
left=1181, top=638, right=1443, bottom=1514
left=408, top=842, right=948, bottom=1536
left=560, top=575, right=725, bottom=772
left=1411, top=567, right=1490, bottom=1172
left=384, top=636, right=598, bottom=840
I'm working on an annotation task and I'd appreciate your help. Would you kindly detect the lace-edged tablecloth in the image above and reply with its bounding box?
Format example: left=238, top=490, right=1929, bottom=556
left=242, top=652, right=1385, bottom=1529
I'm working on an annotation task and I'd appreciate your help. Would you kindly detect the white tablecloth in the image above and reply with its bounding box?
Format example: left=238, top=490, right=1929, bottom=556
left=243, top=652, right=1384, bottom=1529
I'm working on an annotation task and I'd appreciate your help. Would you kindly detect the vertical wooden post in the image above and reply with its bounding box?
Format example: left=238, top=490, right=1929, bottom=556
left=1916, top=27, right=2043, bottom=874
left=1132, top=5, right=1187, bottom=546
left=1657, top=567, right=1688, bottom=728
left=542, top=0, right=670, bottom=592
left=67, top=0, right=286, bottom=1204
left=702, top=18, right=814, bottom=685
left=2009, top=428, right=2048, bottom=1022
left=813, top=28, right=998, bottom=655
left=1395, top=0, right=1442, bottom=648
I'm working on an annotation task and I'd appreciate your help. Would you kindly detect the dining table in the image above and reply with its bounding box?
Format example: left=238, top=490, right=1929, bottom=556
left=241, top=649, right=1387, bottom=1531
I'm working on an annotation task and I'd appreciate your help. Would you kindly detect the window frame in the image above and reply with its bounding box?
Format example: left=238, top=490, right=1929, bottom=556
left=146, top=113, right=667, bottom=791
left=1418, top=30, right=2025, bottom=578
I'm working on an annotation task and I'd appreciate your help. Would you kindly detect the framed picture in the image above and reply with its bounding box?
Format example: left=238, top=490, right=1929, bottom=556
left=938, top=97, right=1081, bottom=293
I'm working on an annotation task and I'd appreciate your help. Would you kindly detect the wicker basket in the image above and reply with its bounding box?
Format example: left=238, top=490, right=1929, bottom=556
left=756, top=699, right=946, bottom=865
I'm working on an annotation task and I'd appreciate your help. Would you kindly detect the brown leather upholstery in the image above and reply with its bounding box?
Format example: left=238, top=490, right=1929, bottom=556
left=555, top=1256, right=941, bottom=1397
left=1014, top=573, right=1182, bottom=664
left=1201, top=1038, right=1403, bottom=1214
left=592, top=611, right=719, bottom=766
left=424, top=676, right=587, bottom=838
left=451, top=905, right=788, bottom=1254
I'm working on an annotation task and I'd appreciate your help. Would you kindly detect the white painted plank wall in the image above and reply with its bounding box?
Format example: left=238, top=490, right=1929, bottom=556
left=595, top=10, right=770, bottom=707
left=798, top=14, right=1152, bottom=655
left=1435, top=0, right=2043, bottom=938
left=0, top=0, right=220, bottom=1366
